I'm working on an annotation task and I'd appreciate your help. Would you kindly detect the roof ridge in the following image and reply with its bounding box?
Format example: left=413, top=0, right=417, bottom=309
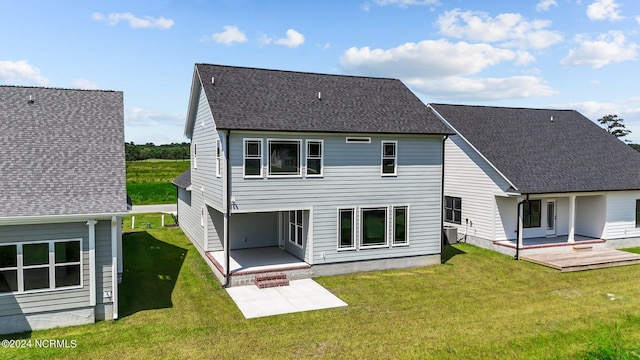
left=429, top=103, right=577, bottom=113
left=195, top=63, right=399, bottom=82
left=0, top=84, right=119, bottom=93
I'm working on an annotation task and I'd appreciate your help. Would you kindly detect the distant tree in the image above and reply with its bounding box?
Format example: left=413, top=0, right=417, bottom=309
left=629, top=143, right=640, bottom=152
left=598, top=114, right=631, bottom=139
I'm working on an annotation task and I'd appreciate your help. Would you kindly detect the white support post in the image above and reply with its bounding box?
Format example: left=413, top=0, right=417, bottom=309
left=131, top=216, right=135, bottom=229
left=161, top=214, right=165, bottom=227
left=86, top=220, right=97, bottom=307
left=111, top=216, right=119, bottom=320
left=517, top=197, right=524, bottom=249
left=568, top=195, right=576, bottom=243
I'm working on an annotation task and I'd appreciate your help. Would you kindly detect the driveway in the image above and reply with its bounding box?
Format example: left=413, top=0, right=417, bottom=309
left=130, top=204, right=177, bottom=214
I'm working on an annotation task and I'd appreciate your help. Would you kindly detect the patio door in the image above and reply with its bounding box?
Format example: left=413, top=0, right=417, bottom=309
left=546, top=200, right=556, bottom=237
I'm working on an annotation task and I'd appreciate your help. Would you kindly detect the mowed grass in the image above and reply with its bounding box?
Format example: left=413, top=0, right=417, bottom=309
left=126, top=160, right=189, bottom=205
left=5, top=215, right=640, bottom=359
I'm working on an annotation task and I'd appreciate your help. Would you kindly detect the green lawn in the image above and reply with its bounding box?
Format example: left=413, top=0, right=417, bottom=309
left=126, top=161, right=189, bottom=205
left=5, top=214, right=640, bottom=359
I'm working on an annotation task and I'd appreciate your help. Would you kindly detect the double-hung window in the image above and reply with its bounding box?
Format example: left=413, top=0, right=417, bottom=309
left=268, top=140, right=301, bottom=176
left=523, top=200, right=541, bottom=228
left=193, top=143, right=197, bottom=169
left=381, top=141, right=397, bottom=176
left=0, top=239, right=82, bottom=294
left=306, top=140, right=323, bottom=177
left=244, top=139, right=262, bottom=177
left=215, top=139, right=222, bottom=178
left=338, top=209, right=355, bottom=250
left=444, top=196, right=462, bottom=224
left=636, top=199, right=640, bottom=227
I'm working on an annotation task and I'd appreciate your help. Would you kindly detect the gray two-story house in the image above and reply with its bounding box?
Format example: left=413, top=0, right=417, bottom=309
left=0, top=86, right=127, bottom=334
left=174, top=64, right=453, bottom=286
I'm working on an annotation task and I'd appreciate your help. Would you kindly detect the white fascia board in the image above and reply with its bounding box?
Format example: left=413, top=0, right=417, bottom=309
left=428, top=104, right=519, bottom=193
left=184, top=67, right=202, bottom=139
left=0, top=212, right=129, bottom=226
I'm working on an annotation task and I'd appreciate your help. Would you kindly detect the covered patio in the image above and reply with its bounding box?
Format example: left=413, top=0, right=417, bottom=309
left=205, top=247, right=311, bottom=287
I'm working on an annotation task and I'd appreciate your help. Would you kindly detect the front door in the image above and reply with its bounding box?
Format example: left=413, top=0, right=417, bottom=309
left=546, top=200, right=556, bottom=237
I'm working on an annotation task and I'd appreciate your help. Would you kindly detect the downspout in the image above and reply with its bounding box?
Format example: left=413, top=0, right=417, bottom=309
left=223, top=130, right=231, bottom=287
left=515, top=194, right=529, bottom=260
left=440, top=135, right=448, bottom=258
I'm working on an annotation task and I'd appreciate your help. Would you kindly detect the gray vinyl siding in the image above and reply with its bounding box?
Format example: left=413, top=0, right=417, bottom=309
left=0, top=221, right=114, bottom=317
left=444, top=134, right=513, bottom=242
left=605, top=191, right=640, bottom=239
left=177, top=188, right=201, bottom=248
left=229, top=212, right=278, bottom=249
left=206, top=206, right=224, bottom=251
left=229, top=132, right=444, bottom=264
left=191, top=85, right=224, bottom=213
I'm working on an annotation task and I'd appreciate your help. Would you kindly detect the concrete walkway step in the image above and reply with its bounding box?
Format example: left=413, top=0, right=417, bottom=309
left=255, top=273, right=289, bottom=288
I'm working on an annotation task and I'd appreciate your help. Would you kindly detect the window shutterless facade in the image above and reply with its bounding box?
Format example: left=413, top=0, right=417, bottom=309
left=338, top=208, right=355, bottom=250
left=306, top=140, right=323, bottom=177
left=523, top=200, right=541, bottom=228
left=0, top=239, right=82, bottom=294
left=243, top=139, right=263, bottom=177
left=268, top=140, right=301, bottom=176
left=381, top=141, right=397, bottom=176
left=444, top=196, right=462, bottom=224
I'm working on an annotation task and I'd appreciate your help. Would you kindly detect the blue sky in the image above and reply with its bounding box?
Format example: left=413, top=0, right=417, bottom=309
left=2, top=0, right=640, bottom=144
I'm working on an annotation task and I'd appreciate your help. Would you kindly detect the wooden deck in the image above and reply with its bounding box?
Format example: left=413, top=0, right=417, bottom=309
left=521, top=248, right=640, bottom=272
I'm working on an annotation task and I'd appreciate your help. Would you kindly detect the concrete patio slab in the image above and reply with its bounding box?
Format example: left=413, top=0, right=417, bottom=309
left=225, top=279, right=347, bottom=319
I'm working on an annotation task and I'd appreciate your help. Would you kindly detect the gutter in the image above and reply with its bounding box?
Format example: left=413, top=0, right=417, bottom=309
left=440, top=135, right=448, bottom=259
left=224, top=130, right=231, bottom=287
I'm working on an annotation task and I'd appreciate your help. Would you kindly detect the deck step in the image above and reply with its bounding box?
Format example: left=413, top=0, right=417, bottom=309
left=573, top=245, right=593, bottom=252
left=254, top=273, right=289, bottom=288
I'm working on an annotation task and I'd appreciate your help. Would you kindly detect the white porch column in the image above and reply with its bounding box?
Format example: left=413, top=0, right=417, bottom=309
left=517, top=197, right=524, bottom=249
left=568, top=195, right=576, bottom=243
left=86, top=220, right=97, bottom=307
left=111, top=216, right=119, bottom=320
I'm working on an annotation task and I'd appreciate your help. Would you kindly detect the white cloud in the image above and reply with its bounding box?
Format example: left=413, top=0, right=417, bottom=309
left=372, top=0, right=438, bottom=7
left=92, top=12, right=174, bottom=29
left=275, top=29, right=305, bottom=48
left=561, top=31, right=638, bottom=68
left=408, top=75, right=556, bottom=101
left=636, top=15, right=640, bottom=24
left=125, top=107, right=184, bottom=127
left=203, top=25, right=247, bottom=45
left=536, top=0, right=558, bottom=12
left=341, top=40, right=518, bottom=78
left=437, top=9, right=562, bottom=49
left=340, top=40, right=555, bottom=101
left=586, top=0, right=623, bottom=21
left=0, top=60, right=51, bottom=86
left=72, top=79, right=100, bottom=90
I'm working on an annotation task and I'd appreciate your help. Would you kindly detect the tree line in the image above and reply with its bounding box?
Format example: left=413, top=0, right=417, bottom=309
left=125, top=142, right=190, bottom=161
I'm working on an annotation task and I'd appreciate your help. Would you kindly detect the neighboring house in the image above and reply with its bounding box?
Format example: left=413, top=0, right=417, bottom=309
left=429, top=103, right=640, bottom=255
left=0, top=86, right=127, bottom=334
left=174, top=64, right=453, bottom=285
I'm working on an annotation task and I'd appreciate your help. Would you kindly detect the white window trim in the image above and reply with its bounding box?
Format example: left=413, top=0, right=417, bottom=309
left=0, top=238, right=84, bottom=296
left=215, top=139, right=222, bottom=178
left=305, top=139, right=324, bottom=178
left=288, top=210, right=304, bottom=249
left=243, top=138, right=263, bottom=178
left=391, top=205, right=410, bottom=247
left=360, top=207, right=390, bottom=249
left=381, top=140, right=397, bottom=176
left=267, top=139, right=302, bottom=178
left=346, top=137, right=371, bottom=144
left=337, top=208, right=356, bottom=251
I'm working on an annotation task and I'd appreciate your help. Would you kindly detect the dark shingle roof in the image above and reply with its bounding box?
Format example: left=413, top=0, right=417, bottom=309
left=431, top=103, right=640, bottom=194
left=190, top=64, right=452, bottom=135
left=172, top=169, right=191, bottom=189
left=0, top=86, right=127, bottom=217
